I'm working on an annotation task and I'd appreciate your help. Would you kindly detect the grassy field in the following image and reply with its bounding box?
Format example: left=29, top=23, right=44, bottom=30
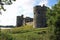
left=0, top=25, right=55, bottom=40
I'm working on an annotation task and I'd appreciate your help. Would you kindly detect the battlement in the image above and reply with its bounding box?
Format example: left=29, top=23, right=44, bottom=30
left=34, top=5, right=47, bottom=14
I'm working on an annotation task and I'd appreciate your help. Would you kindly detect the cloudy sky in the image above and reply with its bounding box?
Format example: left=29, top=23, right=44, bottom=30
left=0, top=0, right=58, bottom=26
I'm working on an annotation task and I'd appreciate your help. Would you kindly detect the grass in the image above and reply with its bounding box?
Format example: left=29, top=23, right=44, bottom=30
left=0, top=24, right=55, bottom=40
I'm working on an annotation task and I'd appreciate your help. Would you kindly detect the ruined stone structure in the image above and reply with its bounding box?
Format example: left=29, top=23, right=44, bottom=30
left=24, top=17, right=33, bottom=23
left=33, top=5, right=47, bottom=28
left=16, top=15, right=33, bottom=27
left=16, top=15, right=24, bottom=27
left=23, top=17, right=33, bottom=25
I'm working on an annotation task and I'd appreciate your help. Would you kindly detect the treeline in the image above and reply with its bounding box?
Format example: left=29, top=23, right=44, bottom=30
left=47, top=0, right=60, bottom=40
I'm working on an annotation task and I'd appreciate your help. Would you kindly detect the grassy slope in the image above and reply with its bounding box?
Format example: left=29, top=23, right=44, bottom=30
left=1, top=25, right=54, bottom=40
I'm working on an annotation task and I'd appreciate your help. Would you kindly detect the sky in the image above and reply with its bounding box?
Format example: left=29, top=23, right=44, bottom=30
left=0, top=0, right=58, bottom=26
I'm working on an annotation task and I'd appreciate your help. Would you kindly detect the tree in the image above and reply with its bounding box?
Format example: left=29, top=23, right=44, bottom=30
left=0, top=0, right=16, bottom=14
left=47, top=0, right=60, bottom=40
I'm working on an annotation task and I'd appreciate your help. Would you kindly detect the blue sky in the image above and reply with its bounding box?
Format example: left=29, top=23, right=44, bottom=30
left=0, top=0, right=58, bottom=26
left=48, top=0, right=58, bottom=6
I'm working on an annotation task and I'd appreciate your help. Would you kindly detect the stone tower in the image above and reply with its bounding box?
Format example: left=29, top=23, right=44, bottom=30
left=16, top=15, right=24, bottom=27
left=33, top=5, right=47, bottom=28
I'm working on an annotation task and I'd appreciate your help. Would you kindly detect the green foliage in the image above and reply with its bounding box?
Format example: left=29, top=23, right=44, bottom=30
left=1, top=24, right=50, bottom=40
left=0, top=32, right=13, bottom=40
left=47, top=0, right=60, bottom=40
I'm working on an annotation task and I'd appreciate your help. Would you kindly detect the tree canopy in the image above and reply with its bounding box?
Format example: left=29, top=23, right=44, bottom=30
left=47, top=0, right=60, bottom=40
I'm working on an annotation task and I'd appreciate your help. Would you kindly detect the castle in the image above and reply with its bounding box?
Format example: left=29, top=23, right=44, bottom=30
left=16, top=15, right=33, bottom=27
left=16, top=5, right=47, bottom=28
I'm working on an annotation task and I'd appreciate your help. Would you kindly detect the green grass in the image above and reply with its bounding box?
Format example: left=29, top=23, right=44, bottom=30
left=0, top=25, right=55, bottom=40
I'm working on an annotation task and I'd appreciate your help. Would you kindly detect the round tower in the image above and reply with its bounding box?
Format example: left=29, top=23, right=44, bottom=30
left=33, top=5, right=47, bottom=28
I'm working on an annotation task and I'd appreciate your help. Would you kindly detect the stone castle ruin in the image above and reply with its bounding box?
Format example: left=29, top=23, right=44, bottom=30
left=23, top=17, right=33, bottom=25
left=16, top=15, right=24, bottom=27
left=16, top=5, right=48, bottom=28
left=33, top=5, right=47, bottom=28
left=16, top=15, right=33, bottom=27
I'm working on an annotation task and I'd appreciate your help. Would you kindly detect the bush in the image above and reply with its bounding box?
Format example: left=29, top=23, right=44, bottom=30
left=0, top=32, right=13, bottom=40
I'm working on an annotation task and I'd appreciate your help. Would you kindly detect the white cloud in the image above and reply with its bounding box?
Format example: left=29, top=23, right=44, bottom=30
left=0, top=2, right=17, bottom=26
left=15, top=0, right=34, bottom=17
left=38, top=0, right=48, bottom=6
left=38, top=0, right=51, bottom=8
